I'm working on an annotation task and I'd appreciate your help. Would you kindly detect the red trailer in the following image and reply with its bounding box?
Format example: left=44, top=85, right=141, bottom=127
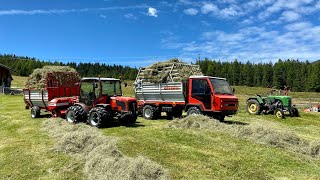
left=23, top=72, right=80, bottom=118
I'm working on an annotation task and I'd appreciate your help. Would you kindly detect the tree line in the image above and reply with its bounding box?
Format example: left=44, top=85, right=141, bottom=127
left=0, top=54, right=138, bottom=80
left=1, top=54, right=320, bottom=92
left=197, top=58, right=320, bottom=92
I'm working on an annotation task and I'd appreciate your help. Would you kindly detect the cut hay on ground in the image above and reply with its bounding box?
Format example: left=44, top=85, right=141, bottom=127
left=42, top=119, right=170, bottom=180
left=26, top=66, right=79, bottom=89
left=137, top=58, right=203, bottom=83
left=168, top=115, right=320, bottom=158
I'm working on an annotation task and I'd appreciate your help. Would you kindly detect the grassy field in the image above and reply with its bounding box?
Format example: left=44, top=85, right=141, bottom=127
left=1, top=78, right=320, bottom=179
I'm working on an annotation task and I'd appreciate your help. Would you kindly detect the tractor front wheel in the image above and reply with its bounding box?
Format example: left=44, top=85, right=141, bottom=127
left=275, top=108, right=285, bottom=119
left=246, top=99, right=261, bottom=115
left=66, top=105, right=85, bottom=124
left=88, top=107, right=111, bottom=128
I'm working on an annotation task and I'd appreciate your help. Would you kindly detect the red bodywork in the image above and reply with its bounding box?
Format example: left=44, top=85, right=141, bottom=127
left=137, top=76, right=238, bottom=116
left=187, top=77, right=238, bottom=115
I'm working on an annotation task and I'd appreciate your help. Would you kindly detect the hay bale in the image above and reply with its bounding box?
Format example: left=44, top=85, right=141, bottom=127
left=26, top=65, right=79, bottom=89
left=139, top=58, right=203, bottom=83
left=42, top=119, right=170, bottom=180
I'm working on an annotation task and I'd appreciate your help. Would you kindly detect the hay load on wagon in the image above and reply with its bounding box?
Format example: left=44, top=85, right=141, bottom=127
left=136, top=58, right=203, bottom=83
left=26, top=65, right=80, bottom=89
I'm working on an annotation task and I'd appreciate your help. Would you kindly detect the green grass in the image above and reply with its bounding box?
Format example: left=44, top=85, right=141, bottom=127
left=11, top=76, right=28, bottom=88
left=1, top=79, right=320, bottom=179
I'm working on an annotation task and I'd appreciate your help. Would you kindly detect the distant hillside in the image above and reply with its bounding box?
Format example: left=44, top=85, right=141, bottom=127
left=0, top=54, right=138, bottom=80
left=313, top=60, right=320, bottom=64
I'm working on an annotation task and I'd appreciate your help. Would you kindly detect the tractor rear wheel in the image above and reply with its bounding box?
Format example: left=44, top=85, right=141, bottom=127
left=88, top=107, right=111, bottom=128
left=246, top=99, right=261, bottom=115
left=187, top=107, right=201, bottom=116
left=290, top=107, right=299, bottom=117
left=66, top=105, right=85, bottom=124
left=31, top=106, right=40, bottom=119
left=275, top=108, right=285, bottom=119
left=143, top=105, right=156, bottom=120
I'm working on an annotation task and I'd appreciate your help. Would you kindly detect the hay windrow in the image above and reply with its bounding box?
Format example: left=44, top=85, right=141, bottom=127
left=26, top=65, right=79, bottom=89
left=42, top=119, right=170, bottom=180
left=137, top=58, right=203, bottom=83
left=168, top=115, right=320, bottom=158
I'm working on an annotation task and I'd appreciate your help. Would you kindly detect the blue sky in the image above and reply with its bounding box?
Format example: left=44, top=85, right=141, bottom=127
left=0, top=0, right=319, bottom=67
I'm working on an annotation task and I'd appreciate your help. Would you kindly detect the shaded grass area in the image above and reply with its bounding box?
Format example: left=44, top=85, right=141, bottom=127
left=0, top=94, right=84, bottom=179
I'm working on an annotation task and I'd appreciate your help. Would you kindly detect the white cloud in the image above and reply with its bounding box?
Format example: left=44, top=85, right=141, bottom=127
left=124, top=13, right=137, bottom=19
left=201, top=3, right=218, bottom=14
left=285, top=21, right=312, bottom=31
left=280, top=11, right=301, bottom=22
left=183, top=8, right=198, bottom=15
left=163, top=23, right=320, bottom=62
left=0, top=5, right=148, bottom=16
left=99, top=14, right=107, bottom=19
left=147, top=7, right=158, bottom=17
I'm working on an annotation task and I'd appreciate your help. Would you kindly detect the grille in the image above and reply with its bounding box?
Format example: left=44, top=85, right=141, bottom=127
left=116, top=101, right=126, bottom=111
left=128, top=101, right=137, bottom=113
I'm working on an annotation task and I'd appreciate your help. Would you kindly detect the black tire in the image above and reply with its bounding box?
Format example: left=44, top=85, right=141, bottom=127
left=88, top=107, right=111, bottom=128
left=274, top=108, right=285, bottom=119
left=166, top=112, right=173, bottom=120
left=66, top=105, right=85, bottom=124
left=31, top=106, right=40, bottom=118
left=187, top=107, right=201, bottom=116
left=290, top=107, right=299, bottom=117
left=246, top=99, right=261, bottom=115
left=119, top=114, right=137, bottom=124
left=172, top=109, right=183, bottom=118
left=217, top=114, right=225, bottom=121
left=143, top=105, right=156, bottom=120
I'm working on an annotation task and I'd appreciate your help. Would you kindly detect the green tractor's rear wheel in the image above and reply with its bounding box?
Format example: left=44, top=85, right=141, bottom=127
left=290, top=107, right=299, bottom=117
left=275, top=108, right=285, bottom=119
left=246, top=99, right=261, bottom=115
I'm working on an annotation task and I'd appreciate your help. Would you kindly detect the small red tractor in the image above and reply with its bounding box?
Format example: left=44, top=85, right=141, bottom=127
left=23, top=73, right=137, bottom=128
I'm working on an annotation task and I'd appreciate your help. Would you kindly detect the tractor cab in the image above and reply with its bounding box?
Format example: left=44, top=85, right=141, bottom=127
left=80, top=77, right=122, bottom=107
left=187, top=76, right=239, bottom=120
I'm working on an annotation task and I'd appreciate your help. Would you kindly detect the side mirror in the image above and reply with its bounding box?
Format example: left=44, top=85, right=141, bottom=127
left=232, top=88, right=235, bottom=93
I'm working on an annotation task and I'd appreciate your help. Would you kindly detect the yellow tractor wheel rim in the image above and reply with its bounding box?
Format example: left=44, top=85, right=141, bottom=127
left=249, top=104, right=258, bottom=113
left=276, top=111, right=283, bottom=118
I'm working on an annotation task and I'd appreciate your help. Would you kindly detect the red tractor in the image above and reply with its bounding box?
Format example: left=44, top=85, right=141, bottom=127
left=24, top=75, right=137, bottom=128
left=66, top=78, right=137, bottom=127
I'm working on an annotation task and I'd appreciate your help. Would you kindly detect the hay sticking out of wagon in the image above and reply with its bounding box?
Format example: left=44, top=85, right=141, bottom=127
left=168, top=115, right=320, bottom=158
left=42, top=119, right=170, bottom=180
left=26, top=66, right=79, bottom=89
left=138, top=58, right=203, bottom=83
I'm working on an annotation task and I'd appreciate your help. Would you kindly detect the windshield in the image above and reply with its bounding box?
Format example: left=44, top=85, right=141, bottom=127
left=102, top=80, right=122, bottom=96
left=210, top=78, right=233, bottom=95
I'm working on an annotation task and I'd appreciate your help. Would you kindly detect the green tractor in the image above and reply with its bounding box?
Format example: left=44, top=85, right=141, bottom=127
left=246, top=95, right=299, bottom=118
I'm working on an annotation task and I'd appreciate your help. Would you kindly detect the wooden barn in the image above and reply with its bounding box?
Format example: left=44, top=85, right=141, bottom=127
left=0, top=64, right=13, bottom=87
